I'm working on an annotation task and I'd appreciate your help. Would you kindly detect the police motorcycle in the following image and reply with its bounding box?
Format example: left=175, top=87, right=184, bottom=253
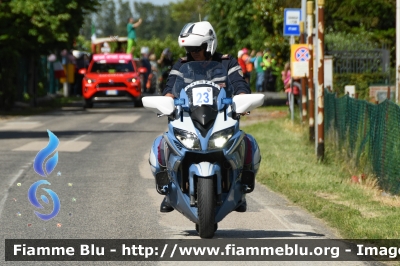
left=142, top=61, right=264, bottom=238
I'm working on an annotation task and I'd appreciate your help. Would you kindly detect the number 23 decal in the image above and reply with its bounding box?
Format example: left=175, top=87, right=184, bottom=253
left=192, top=87, right=213, bottom=106
left=196, top=92, right=210, bottom=104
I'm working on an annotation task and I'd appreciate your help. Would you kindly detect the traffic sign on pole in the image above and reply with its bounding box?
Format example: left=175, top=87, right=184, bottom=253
left=284, top=8, right=301, bottom=36
left=291, top=44, right=310, bottom=78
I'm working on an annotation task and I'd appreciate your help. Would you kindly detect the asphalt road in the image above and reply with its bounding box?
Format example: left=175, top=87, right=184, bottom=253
left=0, top=103, right=381, bottom=265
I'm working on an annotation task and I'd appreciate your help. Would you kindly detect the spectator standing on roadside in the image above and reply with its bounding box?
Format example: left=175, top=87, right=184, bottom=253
left=140, top=47, right=152, bottom=92
left=157, top=48, right=174, bottom=69
left=126, top=17, right=142, bottom=56
left=262, top=49, right=277, bottom=91
left=241, top=48, right=254, bottom=84
left=237, top=50, right=247, bottom=82
left=270, top=53, right=280, bottom=92
left=72, top=50, right=86, bottom=96
left=253, top=51, right=264, bottom=92
left=282, top=62, right=299, bottom=104
left=149, top=53, right=158, bottom=73
left=148, top=53, right=159, bottom=92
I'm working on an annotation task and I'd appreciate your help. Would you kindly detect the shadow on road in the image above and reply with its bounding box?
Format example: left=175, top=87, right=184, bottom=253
left=181, top=229, right=325, bottom=239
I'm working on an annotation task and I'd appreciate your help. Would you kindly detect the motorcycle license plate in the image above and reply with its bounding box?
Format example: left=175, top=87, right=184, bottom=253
left=192, top=87, right=213, bottom=106
left=106, top=90, right=118, bottom=95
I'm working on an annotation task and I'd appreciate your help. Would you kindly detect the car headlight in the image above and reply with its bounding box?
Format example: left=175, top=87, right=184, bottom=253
left=127, top=78, right=137, bottom=83
left=85, top=78, right=96, bottom=84
left=208, top=127, right=234, bottom=149
left=174, top=128, right=201, bottom=150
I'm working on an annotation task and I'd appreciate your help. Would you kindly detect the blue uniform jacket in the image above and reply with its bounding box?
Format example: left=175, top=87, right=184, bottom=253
left=162, top=52, right=251, bottom=96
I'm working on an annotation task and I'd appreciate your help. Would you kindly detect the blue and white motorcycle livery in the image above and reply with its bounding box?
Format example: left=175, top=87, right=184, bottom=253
left=143, top=61, right=264, bottom=238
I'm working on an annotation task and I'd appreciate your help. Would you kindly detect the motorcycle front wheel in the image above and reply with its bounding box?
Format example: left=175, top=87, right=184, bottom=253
left=197, top=177, right=216, bottom=238
left=196, top=223, right=218, bottom=233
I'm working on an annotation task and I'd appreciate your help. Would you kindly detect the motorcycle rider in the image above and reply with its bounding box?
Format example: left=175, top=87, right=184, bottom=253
left=155, top=21, right=259, bottom=213
left=163, top=22, right=249, bottom=98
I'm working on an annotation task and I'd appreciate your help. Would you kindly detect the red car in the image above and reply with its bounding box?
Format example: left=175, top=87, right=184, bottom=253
left=79, top=53, right=146, bottom=108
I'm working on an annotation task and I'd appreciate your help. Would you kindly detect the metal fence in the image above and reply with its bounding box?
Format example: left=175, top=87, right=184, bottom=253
left=326, top=49, right=390, bottom=74
left=325, top=89, right=400, bottom=194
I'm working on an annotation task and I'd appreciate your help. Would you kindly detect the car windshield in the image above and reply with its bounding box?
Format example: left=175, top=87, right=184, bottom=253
left=90, top=62, right=135, bottom=73
left=171, top=61, right=233, bottom=106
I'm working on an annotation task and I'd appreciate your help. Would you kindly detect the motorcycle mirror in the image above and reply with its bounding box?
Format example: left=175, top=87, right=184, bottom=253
left=232, top=94, right=265, bottom=114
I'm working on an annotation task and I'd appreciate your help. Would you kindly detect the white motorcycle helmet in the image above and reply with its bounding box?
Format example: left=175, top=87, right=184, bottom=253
left=178, top=21, right=217, bottom=57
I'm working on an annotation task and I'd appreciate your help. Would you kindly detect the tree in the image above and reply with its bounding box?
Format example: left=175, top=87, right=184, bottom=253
left=0, top=0, right=101, bottom=108
left=116, top=0, right=133, bottom=37
left=81, top=13, right=96, bottom=41
left=325, top=0, right=395, bottom=47
left=206, top=0, right=300, bottom=62
left=133, top=2, right=185, bottom=40
left=170, top=0, right=207, bottom=23
left=2, top=0, right=101, bottom=54
left=96, top=0, right=118, bottom=37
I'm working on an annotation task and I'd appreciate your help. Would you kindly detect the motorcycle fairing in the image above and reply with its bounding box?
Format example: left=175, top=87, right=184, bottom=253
left=159, top=61, right=252, bottom=224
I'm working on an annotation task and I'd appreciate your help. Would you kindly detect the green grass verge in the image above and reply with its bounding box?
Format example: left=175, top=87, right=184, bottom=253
left=242, top=106, right=400, bottom=240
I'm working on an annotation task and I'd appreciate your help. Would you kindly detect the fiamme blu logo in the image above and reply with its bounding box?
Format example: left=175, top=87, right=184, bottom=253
left=28, top=130, right=61, bottom=221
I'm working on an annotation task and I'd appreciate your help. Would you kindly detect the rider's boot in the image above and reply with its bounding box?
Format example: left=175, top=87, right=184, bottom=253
left=150, top=136, right=173, bottom=213
left=160, top=197, right=174, bottom=212
left=235, top=134, right=261, bottom=213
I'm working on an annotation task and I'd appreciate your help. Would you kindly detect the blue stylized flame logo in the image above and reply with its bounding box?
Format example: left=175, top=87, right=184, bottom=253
left=29, top=129, right=61, bottom=221
left=33, top=130, right=59, bottom=177
left=28, top=180, right=60, bottom=221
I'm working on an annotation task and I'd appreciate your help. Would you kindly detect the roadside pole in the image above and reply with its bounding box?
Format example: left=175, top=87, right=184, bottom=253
left=307, top=1, right=315, bottom=142
left=317, top=0, right=325, bottom=160
left=290, top=35, right=295, bottom=123
left=283, top=8, right=301, bottom=122
left=299, top=22, right=307, bottom=124
left=63, top=75, right=69, bottom=97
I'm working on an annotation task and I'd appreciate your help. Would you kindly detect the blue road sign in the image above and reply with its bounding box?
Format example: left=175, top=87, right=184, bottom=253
left=283, top=8, right=301, bottom=36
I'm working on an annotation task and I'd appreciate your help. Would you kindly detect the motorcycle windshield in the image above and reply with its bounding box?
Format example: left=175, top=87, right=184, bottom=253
left=172, top=61, right=233, bottom=104
left=171, top=61, right=233, bottom=129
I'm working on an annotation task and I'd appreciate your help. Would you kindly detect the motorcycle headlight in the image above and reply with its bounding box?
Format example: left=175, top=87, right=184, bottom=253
left=173, top=128, right=201, bottom=150
left=208, top=127, right=234, bottom=150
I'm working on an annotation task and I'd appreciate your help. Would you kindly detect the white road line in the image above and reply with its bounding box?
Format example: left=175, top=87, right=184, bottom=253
left=0, top=169, right=24, bottom=219
left=100, top=115, right=139, bottom=123
left=64, top=122, right=113, bottom=143
left=67, top=133, right=91, bottom=143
